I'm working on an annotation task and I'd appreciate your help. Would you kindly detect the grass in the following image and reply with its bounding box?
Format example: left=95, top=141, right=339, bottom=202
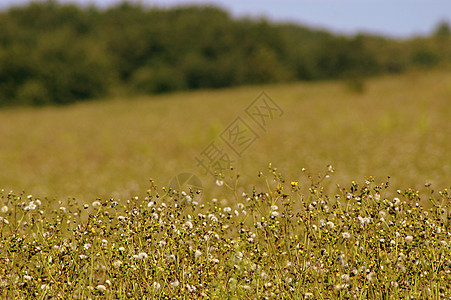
left=0, top=70, right=450, bottom=298
left=0, top=167, right=449, bottom=299
left=0, top=70, right=450, bottom=200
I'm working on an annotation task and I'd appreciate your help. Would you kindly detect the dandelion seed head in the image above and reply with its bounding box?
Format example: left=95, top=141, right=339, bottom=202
left=194, top=250, right=202, bottom=258
left=138, top=252, right=148, bottom=260
left=96, top=284, right=106, bottom=292
left=113, top=260, right=122, bottom=269
left=342, top=232, right=351, bottom=239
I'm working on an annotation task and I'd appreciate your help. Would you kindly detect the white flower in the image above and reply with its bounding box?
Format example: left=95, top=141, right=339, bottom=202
left=185, top=221, right=193, bottom=229
left=101, top=239, right=108, bottom=247
left=170, top=279, right=180, bottom=287
left=113, top=260, right=122, bottom=269
left=341, top=274, right=350, bottom=282
left=167, top=254, right=176, bottom=262
left=83, top=243, right=91, bottom=250
left=92, top=201, right=101, bottom=208
left=223, top=207, right=232, bottom=213
left=23, top=275, right=32, bottom=281
left=342, top=232, right=351, bottom=239
left=138, top=252, right=148, bottom=260
left=271, top=211, right=279, bottom=217
left=186, top=283, right=196, bottom=292
left=96, top=284, right=106, bottom=292
left=118, top=246, right=126, bottom=252
left=271, top=205, right=278, bottom=211
left=327, top=221, right=335, bottom=229
left=194, top=250, right=202, bottom=258
left=153, top=281, right=161, bottom=290
left=208, top=214, right=218, bottom=222
left=79, top=255, right=88, bottom=260
left=216, top=180, right=224, bottom=186
left=405, top=235, right=413, bottom=242
left=1, top=206, right=8, bottom=213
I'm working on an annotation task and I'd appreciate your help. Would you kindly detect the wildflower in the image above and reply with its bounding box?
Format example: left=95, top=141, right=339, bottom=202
left=366, top=272, right=377, bottom=283
left=153, top=282, right=161, bottom=290
left=25, top=202, right=37, bottom=211
left=170, top=279, right=180, bottom=287
left=167, top=254, right=176, bottom=262
left=271, top=211, right=279, bottom=217
left=96, top=285, right=106, bottom=292
left=185, top=221, right=193, bottom=229
left=92, top=201, right=101, bottom=208
left=304, top=292, right=314, bottom=299
left=341, top=274, right=350, bottom=282
left=84, top=243, right=91, bottom=250
left=327, top=221, right=335, bottom=229
left=216, top=180, right=224, bottom=186
left=101, top=239, right=108, bottom=247
left=224, top=207, right=232, bottom=213
left=405, top=235, right=413, bottom=242
left=271, top=205, right=278, bottom=211
left=83, top=204, right=89, bottom=209
left=113, top=260, right=122, bottom=269
left=235, top=251, right=243, bottom=262
left=1, top=206, right=8, bottom=213
left=291, top=181, right=298, bottom=187
left=186, top=284, right=196, bottom=292
left=194, top=250, right=202, bottom=258
left=23, top=275, right=32, bottom=281
left=40, top=284, right=49, bottom=290
left=138, top=252, right=148, bottom=260
left=237, top=203, right=244, bottom=209
left=118, top=246, right=126, bottom=252
left=342, top=232, right=351, bottom=239
left=79, top=255, right=88, bottom=260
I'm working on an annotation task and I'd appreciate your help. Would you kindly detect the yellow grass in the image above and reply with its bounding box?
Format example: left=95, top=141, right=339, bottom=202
left=0, top=70, right=450, bottom=200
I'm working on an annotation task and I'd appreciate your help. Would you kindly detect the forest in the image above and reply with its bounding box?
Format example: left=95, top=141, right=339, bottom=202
left=0, top=1, right=450, bottom=106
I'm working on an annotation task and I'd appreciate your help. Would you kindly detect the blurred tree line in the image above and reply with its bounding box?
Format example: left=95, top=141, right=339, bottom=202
left=0, top=1, right=450, bottom=106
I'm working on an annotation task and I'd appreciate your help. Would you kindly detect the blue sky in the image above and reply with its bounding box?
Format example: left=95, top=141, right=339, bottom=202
left=2, top=0, right=451, bottom=38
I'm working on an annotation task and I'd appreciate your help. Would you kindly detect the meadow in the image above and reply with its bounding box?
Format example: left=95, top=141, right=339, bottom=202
left=0, top=70, right=450, bottom=298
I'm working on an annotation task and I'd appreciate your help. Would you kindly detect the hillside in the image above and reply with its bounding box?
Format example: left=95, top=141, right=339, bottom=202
left=0, top=70, right=449, bottom=200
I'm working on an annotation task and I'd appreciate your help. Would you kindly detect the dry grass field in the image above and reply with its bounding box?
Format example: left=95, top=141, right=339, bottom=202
left=0, top=70, right=449, bottom=200
left=0, top=70, right=450, bottom=299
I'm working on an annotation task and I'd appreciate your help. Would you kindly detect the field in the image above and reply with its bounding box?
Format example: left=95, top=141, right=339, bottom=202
left=0, top=70, right=450, bottom=298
